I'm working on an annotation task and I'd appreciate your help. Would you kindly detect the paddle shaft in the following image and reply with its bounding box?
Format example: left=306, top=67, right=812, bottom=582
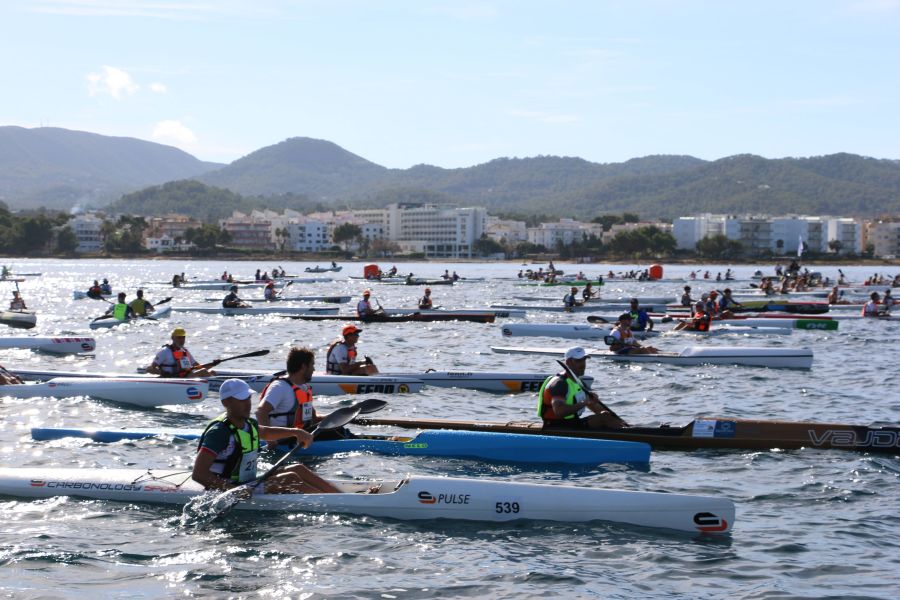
left=192, top=349, right=270, bottom=372
left=555, top=359, right=629, bottom=427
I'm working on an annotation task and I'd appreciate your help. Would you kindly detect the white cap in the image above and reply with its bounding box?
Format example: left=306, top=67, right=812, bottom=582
left=219, top=378, right=252, bottom=401
left=564, top=346, right=587, bottom=360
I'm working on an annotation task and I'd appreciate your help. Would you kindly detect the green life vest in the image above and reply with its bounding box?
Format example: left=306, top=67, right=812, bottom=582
left=130, top=298, right=148, bottom=316
left=198, top=414, right=260, bottom=482
left=113, top=302, right=128, bottom=321
left=536, top=375, right=582, bottom=420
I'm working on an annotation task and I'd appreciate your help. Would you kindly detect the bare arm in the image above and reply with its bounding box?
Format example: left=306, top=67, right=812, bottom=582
left=259, top=425, right=312, bottom=447
left=192, top=450, right=235, bottom=491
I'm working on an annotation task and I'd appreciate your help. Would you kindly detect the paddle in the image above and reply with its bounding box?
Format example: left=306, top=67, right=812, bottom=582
left=586, top=316, right=609, bottom=324
left=183, top=404, right=363, bottom=523
left=274, top=280, right=293, bottom=298
left=555, top=358, right=629, bottom=427
left=189, top=349, right=270, bottom=373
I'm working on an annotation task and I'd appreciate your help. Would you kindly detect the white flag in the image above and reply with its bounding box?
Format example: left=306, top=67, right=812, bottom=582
left=797, top=234, right=804, bottom=258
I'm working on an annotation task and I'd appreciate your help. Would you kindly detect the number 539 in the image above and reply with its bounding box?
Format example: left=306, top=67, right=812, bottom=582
left=495, top=501, right=520, bottom=514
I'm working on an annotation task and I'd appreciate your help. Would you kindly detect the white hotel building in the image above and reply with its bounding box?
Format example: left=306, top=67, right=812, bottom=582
left=352, top=203, right=486, bottom=258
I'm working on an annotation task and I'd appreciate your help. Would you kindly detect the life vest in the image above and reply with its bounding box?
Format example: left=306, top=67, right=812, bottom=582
left=260, top=378, right=316, bottom=430
left=164, top=344, right=194, bottom=377
left=629, top=309, right=648, bottom=329
left=326, top=339, right=356, bottom=374
left=536, top=374, right=584, bottom=422
left=130, top=298, right=149, bottom=316
left=87, top=286, right=103, bottom=298
left=113, top=302, right=128, bottom=321
left=692, top=314, right=711, bottom=332
left=197, top=414, right=259, bottom=483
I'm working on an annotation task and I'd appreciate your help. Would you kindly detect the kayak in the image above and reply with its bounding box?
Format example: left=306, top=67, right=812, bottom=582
left=382, top=308, right=526, bottom=318
left=305, top=266, right=343, bottom=273
left=492, top=304, right=669, bottom=313
left=729, top=300, right=830, bottom=315
left=30, top=428, right=651, bottom=465
left=380, top=279, right=454, bottom=286
left=9, top=368, right=427, bottom=396
left=501, top=324, right=659, bottom=341
left=0, top=467, right=733, bottom=534
left=0, top=336, right=96, bottom=354
left=707, top=317, right=839, bottom=331
left=356, top=415, right=900, bottom=455
left=89, top=306, right=172, bottom=329
left=170, top=306, right=339, bottom=316
left=670, top=325, right=793, bottom=337
left=73, top=291, right=114, bottom=300
left=0, top=310, right=37, bottom=329
left=0, top=377, right=208, bottom=407
left=289, top=313, right=496, bottom=324
left=513, top=296, right=671, bottom=305
left=380, top=371, right=595, bottom=393
left=490, top=345, right=814, bottom=369
left=203, top=295, right=351, bottom=304
left=176, top=282, right=285, bottom=291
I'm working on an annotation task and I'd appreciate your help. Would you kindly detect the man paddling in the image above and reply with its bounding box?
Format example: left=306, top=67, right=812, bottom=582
left=627, top=298, right=654, bottom=332
left=86, top=280, right=104, bottom=299
left=103, top=292, right=135, bottom=322
left=9, top=291, right=26, bottom=311
left=222, top=285, right=249, bottom=309
left=608, top=314, right=659, bottom=354
left=0, top=363, right=23, bottom=385
left=147, top=328, right=216, bottom=377
left=193, top=378, right=340, bottom=494
left=862, top=292, right=886, bottom=317
left=563, top=286, right=581, bottom=311
left=356, top=290, right=380, bottom=318
left=129, top=289, right=155, bottom=317
left=263, top=281, right=278, bottom=301
left=418, top=287, right=433, bottom=309
left=326, top=324, right=379, bottom=376
left=537, top=347, right=625, bottom=429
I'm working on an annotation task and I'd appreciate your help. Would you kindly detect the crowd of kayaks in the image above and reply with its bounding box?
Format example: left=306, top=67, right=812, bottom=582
left=2, top=266, right=898, bottom=535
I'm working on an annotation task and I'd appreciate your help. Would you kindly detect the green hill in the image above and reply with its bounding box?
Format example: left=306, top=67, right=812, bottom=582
left=0, top=126, right=222, bottom=210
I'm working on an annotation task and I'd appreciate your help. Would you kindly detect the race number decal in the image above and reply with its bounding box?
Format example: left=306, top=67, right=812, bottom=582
left=492, top=496, right=522, bottom=518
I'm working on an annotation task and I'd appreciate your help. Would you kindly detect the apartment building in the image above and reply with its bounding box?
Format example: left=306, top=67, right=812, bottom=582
left=220, top=211, right=275, bottom=250
left=68, top=212, right=105, bottom=253
left=868, top=220, right=900, bottom=258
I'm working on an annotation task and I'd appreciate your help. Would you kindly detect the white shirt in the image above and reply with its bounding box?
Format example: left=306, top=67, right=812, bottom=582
left=357, top=299, right=373, bottom=315
left=327, top=342, right=353, bottom=374
left=259, top=379, right=312, bottom=427
left=152, top=346, right=198, bottom=375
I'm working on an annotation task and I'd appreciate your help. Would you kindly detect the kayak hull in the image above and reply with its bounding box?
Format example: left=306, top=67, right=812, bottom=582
left=30, top=428, right=650, bottom=465
left=0, top=310, right=37, bottom=329
left=490, top=346, right=814, bottom=369
left=501, top=324, right=658, bottom=341
left=0, top=336, right=96, bottom=354
left=0, top=377, right=208, bottom=407
left=0, top=468, right=733, bottom=534
left=171, top=306, right=339, bottom=316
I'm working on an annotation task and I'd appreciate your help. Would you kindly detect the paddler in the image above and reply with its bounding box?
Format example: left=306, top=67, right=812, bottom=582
left=9, top=290, right=27, bottom=311
left=256, top=347, right=353, bottom=443
left=673, top=300, right=712, bottom=332
left=326, top=324, right=379, bottom=376
left=608, top=313, right=659, bottom=354
left=418, top=288, right=433, bottom=309
left=862, top=292, right=885, bottom=317
left=537, top=346, right=625, bottom=429
left=883, top=289, right=894, bottom=314
left=717, top=288, right=743, bottom=318
left=193, top=378, right=340, bottom=494
left=681, top=286, right=693, bottom=307
left=627, top=298, right=654, bottom=332
left=129, top=289, right=155, bottom=317
left=100, top=279, right=112, bottom=295
left=563, top=286, right=581, bottom=311
left=86, top=280, right=103, bottom=299
left=105, top=292, right=135, bottom=322
left=146, top=327, right=216, bottom=377
left=222, top=285, right=249, bottom=308
left=582, top=281, right=597, bottom=302
left=356, top=290, right=379, bottom=318
left=263, top=281, right=278, bottom=301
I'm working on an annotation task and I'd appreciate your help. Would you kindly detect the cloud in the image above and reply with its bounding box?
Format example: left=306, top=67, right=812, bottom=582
left=508, top=109, right=579, bottom=124
left=86, top=66, right=139, bottom=99
left=149, top=82, right=168, bottom=93
left=152, top=120, right=197, bottom=145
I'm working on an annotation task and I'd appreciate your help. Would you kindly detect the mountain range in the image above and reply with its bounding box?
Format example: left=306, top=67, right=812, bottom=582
left=3, top=126, right=900, bottom=219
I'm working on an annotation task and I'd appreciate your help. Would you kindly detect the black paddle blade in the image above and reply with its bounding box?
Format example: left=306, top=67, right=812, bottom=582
left=586, top=316, right=608, bottom=324
left=313, top=406, right=362, bottom=436
left=355, top=399, right=388, bottom=414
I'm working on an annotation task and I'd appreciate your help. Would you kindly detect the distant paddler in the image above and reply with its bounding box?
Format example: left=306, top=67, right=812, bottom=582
left=129, top=289, right=155, bottom=317
left=537, top=346, right=625, bottom=429
left=326, top=324, right=379, bottom=376
left=86, top=280, right=104, bottom=299
left=608, top=313, right=660, bottom=354
left=222, top=285, right=250, bottom=309
left=827, top=286, right=847, bottom=305
left=673, top=300, right=712, bottom=332
left=563, top=286, right=582, bottom=311
left=680, top=285, right=693, bottom=307
left=100, top=279, right=112, bottom=295
left=146, top=327, right=216, bottom=377
left=100, top=292, right=135, bottom=322
left=0, top=363, right=24, bottom=385
left=418, top=287, right=433, bottom=309
left=627, top=298, right=654, bottom=332
left=716, top=288, right=743, bottom=318
left=862, top=292, right=888, bottom=317
left=263, top=281, right=278, bottom=301
left=582, top=281, right=598, bottom=302
left=9, top=290, right=27, bottom=311
left=356, top=290, right=381, bottom=318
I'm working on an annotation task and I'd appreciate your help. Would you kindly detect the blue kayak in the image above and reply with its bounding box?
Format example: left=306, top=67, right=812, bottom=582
left=31, top=427, right=650, bottom=465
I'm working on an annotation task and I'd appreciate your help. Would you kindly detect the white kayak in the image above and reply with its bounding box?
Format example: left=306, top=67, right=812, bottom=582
left=380, top=371, right=595, bottom=393
left=491, top=303, right=669, bottom=313
left=491, top=345, right=814, bottom=369
left=0, top=467, right=735, bottom=534
left=501, top=323, right=659, bottom=341
left=176, top=282, right=284, bottom=291
left=0, top=377, right=208, bottom=407
left=203, top=295, right=351, bottom=304
left=11, top=368, right=426, bottom=397
left=668, top=325, right=792, bottom=337
left=0, top=310, right=37, bottom=329
left=73, top=291, right=114, bottom=300
left=89, top=306, right=172, bottom=329
left=0, top=336, right=96, bottom=354
left=513, top=295, right=672, bottom=305
left=709, top=317, right=839, bottom=331
left=382, top=308, right=527, bottom=318
left=171, top=306, right=339, bottom=316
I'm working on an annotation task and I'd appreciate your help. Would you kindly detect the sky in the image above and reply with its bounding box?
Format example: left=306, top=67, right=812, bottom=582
left=1, top=1, right=899, bottom=168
